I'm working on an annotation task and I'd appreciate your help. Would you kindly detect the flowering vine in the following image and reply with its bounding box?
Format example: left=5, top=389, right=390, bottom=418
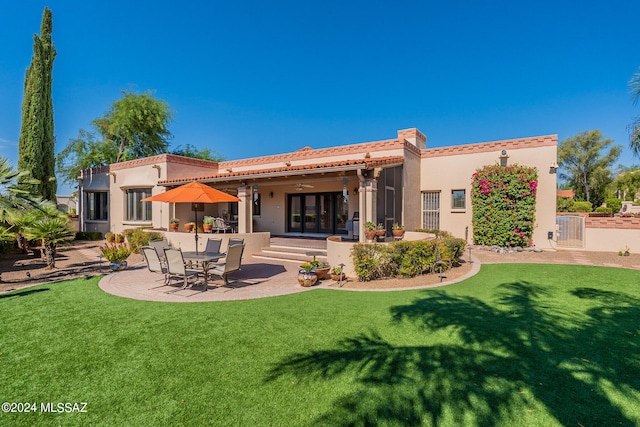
left=471, top=164, right=538, bottom=247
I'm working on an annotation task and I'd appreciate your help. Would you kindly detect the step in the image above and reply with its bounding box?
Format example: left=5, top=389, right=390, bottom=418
left=252, top=244, right=328, bottom=264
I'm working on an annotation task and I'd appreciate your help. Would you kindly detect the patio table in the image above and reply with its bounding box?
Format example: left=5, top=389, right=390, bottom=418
left=181, top=251, right=224, bottom=289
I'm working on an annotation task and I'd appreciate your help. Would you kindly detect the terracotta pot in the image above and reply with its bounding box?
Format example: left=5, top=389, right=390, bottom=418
left=392, top=229, right=405, bottom=238
left=314, top=267, right=330, bottom=280
left=330, top=273, right=346, bottom=281
left=375, top=229, right=386, bottom=237
left=184, top=224, right=194, bottom=232
left=203, top=224, right=213, bottom=233
left=365, top=231, right=376, bottom=241
left=298, top=271, right=318, bottom=287
left=169, top=223, right=179, bottom=231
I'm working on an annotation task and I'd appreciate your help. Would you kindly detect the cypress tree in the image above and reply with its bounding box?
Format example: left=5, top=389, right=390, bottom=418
left=18, top=7, right=57, bottom=201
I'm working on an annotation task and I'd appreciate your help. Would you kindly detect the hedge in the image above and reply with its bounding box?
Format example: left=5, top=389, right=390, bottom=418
left=351, top=237, right=465, bottom=282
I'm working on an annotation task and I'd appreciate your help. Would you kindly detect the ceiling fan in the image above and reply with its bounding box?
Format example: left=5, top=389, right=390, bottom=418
left=294, top=183, right=314, bottom=191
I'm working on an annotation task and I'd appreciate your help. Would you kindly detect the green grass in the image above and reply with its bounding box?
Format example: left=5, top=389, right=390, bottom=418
left=1, top=264, right=639, bottom=426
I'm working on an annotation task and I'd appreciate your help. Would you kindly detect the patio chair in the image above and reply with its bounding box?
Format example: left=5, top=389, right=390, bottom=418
left=164, top=247, right=202, bottom=289
left=141, top=246, right=169, bottom=286
left=205, top=238, right=223, bottom=256
left=149, top=239, right=171, bottom=265
left=214, top=217, right=232, bottom=233
left=208, top=244, right=244, bottom=285
left=228, top=238, right=244, bottom=247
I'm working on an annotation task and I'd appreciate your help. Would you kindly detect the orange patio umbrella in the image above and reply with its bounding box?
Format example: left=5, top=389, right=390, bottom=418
left=142, top=181, right=240, bottom=253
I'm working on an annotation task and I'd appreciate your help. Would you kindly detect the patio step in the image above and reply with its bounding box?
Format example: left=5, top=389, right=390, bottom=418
left=252, top=245, right=328, bottom=264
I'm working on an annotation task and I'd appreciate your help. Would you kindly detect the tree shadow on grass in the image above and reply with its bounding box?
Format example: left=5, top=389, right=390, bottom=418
left=0, top=288, right=50, bottom=299
left=267, top=282, right=640, bottom=426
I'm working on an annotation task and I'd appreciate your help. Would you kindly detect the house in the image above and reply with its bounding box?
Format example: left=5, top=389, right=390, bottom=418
left=77, top=128, right=558, bottom=249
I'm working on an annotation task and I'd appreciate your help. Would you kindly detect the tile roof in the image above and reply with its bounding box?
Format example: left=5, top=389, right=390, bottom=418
left=422, top=135, right=557, bottom=158
left=159, top=156, right=404, bottom=185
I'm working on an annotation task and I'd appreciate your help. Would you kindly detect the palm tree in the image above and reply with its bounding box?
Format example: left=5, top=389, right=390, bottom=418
left=22, top=202, right=75, bottom=269
left=0, top=156, right=43, bottom=252
left=630, top=67, right=640, bottom=158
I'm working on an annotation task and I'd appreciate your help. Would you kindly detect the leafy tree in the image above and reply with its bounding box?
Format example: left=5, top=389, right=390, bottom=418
left=613, top=167, right=640, bottom=201
left=95, top=89, right=173, bottom=163
left=557, top=130, right=620, bottom=206
left=18, top=7, right=56, bottom=201
left=629, top=67, right=640, bottom=158
left=56, top=129, right=118, bottom=185
left=56, top=90, right=173, bottom=185
left=171, top=144, right=225, bottom=162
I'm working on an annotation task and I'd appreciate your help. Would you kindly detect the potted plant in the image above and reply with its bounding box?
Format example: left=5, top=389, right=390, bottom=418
left=364, top=221, right=376, bottom=241
left=375, top=223, right=386, bottom=237
left=310, top=259, right=330, bottom=280
left=392, top=223, right=405, bottom=238
left=184, top=222, right=195, bottom=232
left=203, top=216, right=214, bottom=233
left=169, top=218, right=180, bottom=231
left=101, top=242, right=131, bottom=271
left=330, top=266, right=346, bottom=281
left=298, top=262, right=318, bottom=287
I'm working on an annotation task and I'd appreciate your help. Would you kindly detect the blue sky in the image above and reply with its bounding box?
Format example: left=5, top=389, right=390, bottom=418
left=1, top=1, right=639, bottom=195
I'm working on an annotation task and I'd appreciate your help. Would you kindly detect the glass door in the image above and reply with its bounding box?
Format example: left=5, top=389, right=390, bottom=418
left=318, top=193, right=333, bottom=233
left=287, top=192, right=347, bottom=234
left=289, top=195, right=302, bottom=232
left=304, top=195, right=317, bottom=232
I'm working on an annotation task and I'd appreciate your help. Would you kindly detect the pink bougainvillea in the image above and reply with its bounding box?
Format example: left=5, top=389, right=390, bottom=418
left=471, top=164, right=538, bottom=247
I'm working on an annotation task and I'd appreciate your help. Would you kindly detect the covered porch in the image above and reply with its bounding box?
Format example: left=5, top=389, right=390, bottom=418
left=156, top=156, right=405, bottom=242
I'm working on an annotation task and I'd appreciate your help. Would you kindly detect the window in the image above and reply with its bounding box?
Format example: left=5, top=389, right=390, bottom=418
left=422, top=191, right=440, bottom=229
left=253, top=192, right=261, bottom=216
left=451, top=189, right=466, bottom=210
left=87, top=192, right=108, bottom=221
left=125, top=188, right=152, bottom=221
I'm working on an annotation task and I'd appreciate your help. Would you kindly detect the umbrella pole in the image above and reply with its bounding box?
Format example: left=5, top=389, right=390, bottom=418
left=195, top=205, right=199, bottom=256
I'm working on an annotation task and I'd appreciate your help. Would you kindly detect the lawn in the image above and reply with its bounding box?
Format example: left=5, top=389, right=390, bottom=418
left=1, top=264, right=639, bottom=426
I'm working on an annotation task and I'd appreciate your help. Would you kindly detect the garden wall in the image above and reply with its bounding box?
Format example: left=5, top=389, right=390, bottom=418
left=584, top=217, right=640, bottom=253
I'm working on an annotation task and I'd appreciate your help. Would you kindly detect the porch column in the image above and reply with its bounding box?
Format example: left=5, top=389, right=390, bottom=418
left=357, top=175, right=378, bottom=242
left=237, top=185, right=253, bottom=233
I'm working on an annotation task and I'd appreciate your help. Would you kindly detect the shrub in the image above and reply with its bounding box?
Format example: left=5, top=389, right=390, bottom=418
left=115, top=233, right=125, bottom=243
left=605, top=198, right=622, bottom=213
left=595, top=206, right=612, bottom=213
left=122, top=228, right=163, bottom=253
left=413, top=229, right=452, bottom=238
left=351, top=237, right=466, bottom=281
left=105, top=232, right=115, bottom=243
left=76, top=231, right=103, bottom=241
left=572, top=201, right=593, bottom=212
left=351, top=243, right=395, bottom=281
left=556, top=196, right=574, bottom=212
left=398, top=240, right=439, bottom=277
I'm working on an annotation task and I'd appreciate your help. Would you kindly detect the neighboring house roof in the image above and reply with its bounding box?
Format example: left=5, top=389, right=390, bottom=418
left=557, top=189, right=575, bottom=198
left=159, top=156, right=405, bottom=185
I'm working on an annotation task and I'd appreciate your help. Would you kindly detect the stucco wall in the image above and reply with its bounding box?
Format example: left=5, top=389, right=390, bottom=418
left=421, top=142, right=557, bottom=248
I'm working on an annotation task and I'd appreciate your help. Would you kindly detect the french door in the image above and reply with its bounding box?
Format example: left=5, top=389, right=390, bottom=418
left=288, top=192, right=347, bottom=234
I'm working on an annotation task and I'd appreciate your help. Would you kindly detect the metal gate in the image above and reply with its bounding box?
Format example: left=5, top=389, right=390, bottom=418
left=556, top=215, right=585, bottom=248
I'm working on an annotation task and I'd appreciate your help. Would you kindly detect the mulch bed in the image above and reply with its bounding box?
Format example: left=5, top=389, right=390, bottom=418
left=0, top=241, right=143, bottom=293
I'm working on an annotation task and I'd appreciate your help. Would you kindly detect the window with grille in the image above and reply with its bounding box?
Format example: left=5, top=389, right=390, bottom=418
left=125, top=188, right=152, bottom=221
left=86, top=192, right=108, bottom=221
left=422, top=191, right=440, bottom=229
